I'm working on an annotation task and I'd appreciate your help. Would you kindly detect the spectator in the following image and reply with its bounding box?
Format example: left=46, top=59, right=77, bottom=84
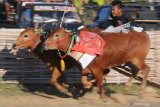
left=45, top=0, right=64, bottom=2
left=0, top=0, right=17, bottom=20
left=0, top=0, right=3, bottom=9
left=0, top=0, right=3, bottom=18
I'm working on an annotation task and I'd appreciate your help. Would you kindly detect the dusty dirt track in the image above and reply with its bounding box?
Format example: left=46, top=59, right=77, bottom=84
left=0, top=86, right=160, bottom=107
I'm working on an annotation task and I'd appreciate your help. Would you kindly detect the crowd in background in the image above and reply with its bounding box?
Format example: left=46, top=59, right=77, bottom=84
left=0, top=0, right=159, bottom=26
left=0, top=0, right=157, bottom=20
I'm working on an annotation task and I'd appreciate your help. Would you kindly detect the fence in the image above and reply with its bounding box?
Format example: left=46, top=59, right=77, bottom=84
left=0, top=29, right=160, bottom=85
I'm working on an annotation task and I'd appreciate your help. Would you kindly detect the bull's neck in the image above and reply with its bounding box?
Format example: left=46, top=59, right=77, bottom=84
left=59, top=35, right=72, bottom=53
left=32, top=42, right=44, bottom=56
left=30, top=35, right=41, bottom=51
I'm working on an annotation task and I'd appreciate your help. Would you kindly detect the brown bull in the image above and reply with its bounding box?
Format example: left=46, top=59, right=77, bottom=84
left=13, top=28, right=72, bottom=96
left=44, top=27, right=150, bottom=99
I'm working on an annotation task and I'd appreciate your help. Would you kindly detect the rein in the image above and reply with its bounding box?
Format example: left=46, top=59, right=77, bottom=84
left=57, top=35, right=74, bottom=58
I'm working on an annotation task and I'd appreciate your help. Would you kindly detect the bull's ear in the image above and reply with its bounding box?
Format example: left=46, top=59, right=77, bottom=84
left=58, top=27, right=65, bottom=32
left=25, top=27, right=35, bottom=31
left=34, top=29, right=41, bottom=34
left=30, top=28, right=35, bottom=31
left=26, top=27, right=31, bottom=30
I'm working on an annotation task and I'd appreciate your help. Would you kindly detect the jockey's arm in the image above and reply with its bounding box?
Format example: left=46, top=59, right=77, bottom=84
left=87, top=5, right=111, bottom=29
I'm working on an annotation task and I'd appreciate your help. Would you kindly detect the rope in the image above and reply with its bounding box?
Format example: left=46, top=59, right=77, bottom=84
left=57, top=34, right=76, bottom=58
left=60, top=0, right=68, bottom=27
left=57, top=31, right=78, bottom=71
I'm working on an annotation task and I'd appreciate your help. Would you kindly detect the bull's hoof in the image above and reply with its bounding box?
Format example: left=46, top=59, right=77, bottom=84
left=69, top=86, right=80, bottom=99
left=124, top=85, right=131, bottom=94
left=60, top=89, right=72, bottom=98
left=138, top=93, right=144, bottom=99
left=75, top=85, right=94, bottom=98
left=72, top=93, right=80, bottom=99
left=60, top=93, right=72, bottom=98
left=101, top=97, right=109, bottom=103
left=84, top=85, right=93, bottom=92
left=100, top=94, right=107, bottom=99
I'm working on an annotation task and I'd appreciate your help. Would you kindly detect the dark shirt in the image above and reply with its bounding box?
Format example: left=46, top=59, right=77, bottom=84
left=109, top=13, right=133, bottom=27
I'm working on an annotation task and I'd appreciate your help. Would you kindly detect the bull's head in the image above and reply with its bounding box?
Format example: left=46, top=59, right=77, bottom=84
left=44, top=27, right=71, bottom=50
left=13, top=28, right=40, bottom=50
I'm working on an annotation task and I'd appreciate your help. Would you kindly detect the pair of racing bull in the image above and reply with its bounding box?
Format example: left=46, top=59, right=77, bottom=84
left=13, top=27, right=150, bottom=99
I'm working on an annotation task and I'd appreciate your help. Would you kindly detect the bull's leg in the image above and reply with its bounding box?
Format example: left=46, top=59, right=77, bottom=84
left=124, top=76, right=134, bottom=92
left=50, top=67, right=69, bottom=94
left=132, top=59, right=150, bottom=97
left=124, top=63, right=139, bottom=92
left=92, top=70, right=106, bottom=99
left=139, top=63, right=150, bottom=96
left=81, top=68, right=92, bottom=89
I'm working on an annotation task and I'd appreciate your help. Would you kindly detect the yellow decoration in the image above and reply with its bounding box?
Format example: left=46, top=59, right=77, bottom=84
left=60, top=59, right=65, bottom=71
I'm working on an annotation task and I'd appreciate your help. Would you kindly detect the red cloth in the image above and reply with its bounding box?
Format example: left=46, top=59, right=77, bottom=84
left=71, top=31, right=105, bottom=55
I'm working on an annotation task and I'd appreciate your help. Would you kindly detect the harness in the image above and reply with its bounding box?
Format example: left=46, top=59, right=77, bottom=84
left=45, top=30, right=79, bottom=71
left=39, top=30, right=52, bottom=53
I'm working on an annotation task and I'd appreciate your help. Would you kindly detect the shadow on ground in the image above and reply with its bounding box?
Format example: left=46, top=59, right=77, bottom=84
left=0, top=45, right=65, bottom=98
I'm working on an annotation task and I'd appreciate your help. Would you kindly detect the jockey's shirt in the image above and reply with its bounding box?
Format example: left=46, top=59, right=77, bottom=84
left=109, top=13, right=132, bottom=27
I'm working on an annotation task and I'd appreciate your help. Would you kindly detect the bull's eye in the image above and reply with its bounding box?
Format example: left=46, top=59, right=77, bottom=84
left=24, top=35, right=28, bottom=38
left=55, top=34, right=59, bottom=37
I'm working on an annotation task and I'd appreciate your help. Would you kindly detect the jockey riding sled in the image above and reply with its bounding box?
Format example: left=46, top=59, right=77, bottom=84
left=13, top=0, right=150, bottom=99
left=13, top=23, right=150, bottom=99
left=43, top=23, right=150, bottom=99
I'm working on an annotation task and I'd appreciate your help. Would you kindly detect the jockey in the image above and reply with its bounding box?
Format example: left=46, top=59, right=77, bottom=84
left=108, top=0, right=133, bottom=27
left=102, top=0, right=143, bottom=33
left=87, top=0, right=135, bottom=29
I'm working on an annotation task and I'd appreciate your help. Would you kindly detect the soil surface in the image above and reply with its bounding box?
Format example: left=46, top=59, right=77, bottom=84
left=0, top=86, right=160, bottom=107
